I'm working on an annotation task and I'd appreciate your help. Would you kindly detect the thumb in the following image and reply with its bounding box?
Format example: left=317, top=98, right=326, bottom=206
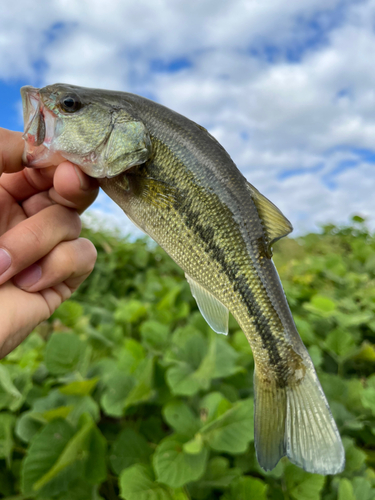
left=0, top=129, right=25, bottom=174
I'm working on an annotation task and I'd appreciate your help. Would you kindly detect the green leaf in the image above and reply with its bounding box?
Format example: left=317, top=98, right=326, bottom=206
left=352, top=477, right=374, bottom=500
left=352, top=215, right=365, bottom=223
left=224, top=476, right=268, bottom=500
left=163, top=400, right=200, bottom=436
left=115, top=299, right=148, bottom=324
left=100, top=371, right=134, bottom=417
left=59, top=378, right=99, bottom=396
left=157, top=285, right=182, bottom=311
left=0, top=468, right=13, bottom=496
left=0, top=365, right=23, bottom=411
left=197, top=331, right=240, bottom=380
left=21, top=416, right=106, bottom=496
left=35, top=415, right=105, bottom=490
left=114, top=338, right=146, bottom=375
left=54, top=479, right=104, bottom=500
left=153, top=435, right=209, bottom=487
left=311, top=295, right=336, bottom=312
left=284, top=465, right=325, bottom=500
left=140, top=320, right=169, bottom=350
left=43, top=405, right=74, bottom=422
left=199, top=392, right=232, bottom=422
left=110, top=428, right=152, bottom=474
left=343, top=438, right=367, bottom=472
left=119, top=464, right=173, bottom=500
left=166, top=363, right=204, bottom=396
left=304, top=295, right=336, bottom=316
left=99, top=356, right=153, bottom=417
left=52, top=300, right=84, bottom=328
left=231, top=330, right=253, bottom=357
left=183, top=433, right=204, bottom=454
left=165, top=331, right=239, bottom=396
left=189, top=456, right=241, bottom=496
left=15, top=411, right=45, bottom=443
left=165, top=331, right=210, bottom=396
left=338, top=478, right=356, bottom=500
left=124, top=357, right=154, bottom=409
left=83, top=421, right=107, bottom=484
left=133, top=247, right=149, bottom=268
left=45, top=332, right=84, bottom=375
left=362, top=387, right=375, bottom=416
left=308, top=345, right=322, bottom=367
left=32, top=417, right=94, bottom=490
left=21, top=419, right=76, bottom=497
left=0, top=413, right=16, bottom=465
left=65, top=396, right=100, bottom=425
left=325, top=329, right=356, bottom=358
left=200, top=398, right=254, bottom=453
left=354, top=342, right=375, bottom=362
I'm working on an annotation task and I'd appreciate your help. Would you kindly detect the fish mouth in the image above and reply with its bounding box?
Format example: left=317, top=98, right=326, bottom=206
left=21, top=86, right=63, bottom=168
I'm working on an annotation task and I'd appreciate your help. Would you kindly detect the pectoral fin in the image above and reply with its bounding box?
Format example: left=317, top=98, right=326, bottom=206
left=247, top=182, right=293, bottom=246
left=104, top=110, right=152, bottom=177
left=185, top=274, right=229, bottom=334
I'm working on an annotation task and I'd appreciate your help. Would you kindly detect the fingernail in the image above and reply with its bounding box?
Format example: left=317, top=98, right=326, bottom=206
left=0, top=249, right=11, bottom=275
left=74, top=165, right=91, bottom=190
left=14, top=264, right=42, bottom=288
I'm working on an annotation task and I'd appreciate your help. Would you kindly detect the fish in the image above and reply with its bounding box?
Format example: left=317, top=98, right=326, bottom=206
left=21, top=83, right=345, bottom=475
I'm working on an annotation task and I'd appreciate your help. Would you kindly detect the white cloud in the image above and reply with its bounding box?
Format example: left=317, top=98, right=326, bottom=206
left=1, top=0, right=375, bottom=235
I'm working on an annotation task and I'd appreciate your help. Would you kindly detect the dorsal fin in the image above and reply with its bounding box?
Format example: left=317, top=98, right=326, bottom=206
left=185, top=274, right=229, bottom=335
left=246, top=182, right=293, bottom=246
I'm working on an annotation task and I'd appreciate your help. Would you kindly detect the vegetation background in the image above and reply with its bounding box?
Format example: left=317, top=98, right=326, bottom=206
left=0, top=216, right=374, bottom=500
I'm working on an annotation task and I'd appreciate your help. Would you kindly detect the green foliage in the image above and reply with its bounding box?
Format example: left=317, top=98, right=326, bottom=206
left=2, top=218, right=375, bottom=499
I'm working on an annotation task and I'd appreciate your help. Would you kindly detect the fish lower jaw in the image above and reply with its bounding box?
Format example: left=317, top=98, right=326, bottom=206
left=22, top=146, right=66, bottom=169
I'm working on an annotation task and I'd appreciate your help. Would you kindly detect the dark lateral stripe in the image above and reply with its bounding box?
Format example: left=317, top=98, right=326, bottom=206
left=233, top=273, right=284, bottom=370
left=177, top=193, right=285, bottom=374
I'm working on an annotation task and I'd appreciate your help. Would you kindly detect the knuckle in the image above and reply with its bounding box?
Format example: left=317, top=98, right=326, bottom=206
left=69, top=212, right=82, bottom=237
left=23, top=221, right=46, bottom=248
left=0, top=150, right=8, bottom=173
left=58, top=238, right=96, bottom=278
left=52, top=205, right=82, bottom=238
left=78, top=238, right=97, bottom=273
left=62, top=247, right=78, bottom=274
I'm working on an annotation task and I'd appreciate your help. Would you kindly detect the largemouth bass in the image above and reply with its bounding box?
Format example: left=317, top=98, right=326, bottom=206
left=21, top=83, right=345, bottom=475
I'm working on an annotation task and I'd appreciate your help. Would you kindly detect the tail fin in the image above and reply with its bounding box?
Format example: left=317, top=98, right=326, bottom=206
left=254, top=366, right=345, bottom=475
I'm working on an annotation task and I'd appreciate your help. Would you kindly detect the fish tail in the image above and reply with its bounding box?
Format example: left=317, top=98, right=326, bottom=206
left=254, top=364, right=345, bottom=475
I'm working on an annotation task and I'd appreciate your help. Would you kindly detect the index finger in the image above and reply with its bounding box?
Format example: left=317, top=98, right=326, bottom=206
left=0, top=128, right=25, bottom=174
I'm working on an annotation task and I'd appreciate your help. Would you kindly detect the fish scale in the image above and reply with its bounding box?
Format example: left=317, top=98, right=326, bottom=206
left=21, top=83, right=345, bottom=475
left=101, top=138, right=314, bottom=406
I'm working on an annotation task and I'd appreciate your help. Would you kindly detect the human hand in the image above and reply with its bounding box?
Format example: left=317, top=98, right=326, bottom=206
left=0, top=128, right=99, bottom=358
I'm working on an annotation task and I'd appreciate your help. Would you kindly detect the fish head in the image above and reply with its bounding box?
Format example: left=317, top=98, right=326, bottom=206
left=21, top=83, right=152, bottom=178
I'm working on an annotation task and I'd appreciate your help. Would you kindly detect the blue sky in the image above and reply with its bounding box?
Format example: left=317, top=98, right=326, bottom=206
left=1, top=81, right=26, bottom=131
left=1, top=0, right=375, bottom=235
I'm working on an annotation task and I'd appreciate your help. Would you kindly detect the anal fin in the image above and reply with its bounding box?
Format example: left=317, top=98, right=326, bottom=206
left=185, top=274, right=229, bottom=335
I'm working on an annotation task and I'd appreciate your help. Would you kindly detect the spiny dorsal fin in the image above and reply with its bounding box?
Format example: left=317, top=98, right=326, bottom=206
left=246, top=182, right=293, bottom=246
left=185, top=274, right=229, bottom=335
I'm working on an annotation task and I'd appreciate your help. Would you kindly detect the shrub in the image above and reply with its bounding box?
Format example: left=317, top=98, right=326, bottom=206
left=1, top=216, right=375, bottom=499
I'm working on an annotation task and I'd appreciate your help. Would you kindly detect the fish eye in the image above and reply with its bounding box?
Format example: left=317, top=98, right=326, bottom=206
left=60, top=94, right=82, bottom=113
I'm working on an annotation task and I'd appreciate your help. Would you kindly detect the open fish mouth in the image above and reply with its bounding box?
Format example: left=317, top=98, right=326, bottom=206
left=21, top=86, right=64, bottom=168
